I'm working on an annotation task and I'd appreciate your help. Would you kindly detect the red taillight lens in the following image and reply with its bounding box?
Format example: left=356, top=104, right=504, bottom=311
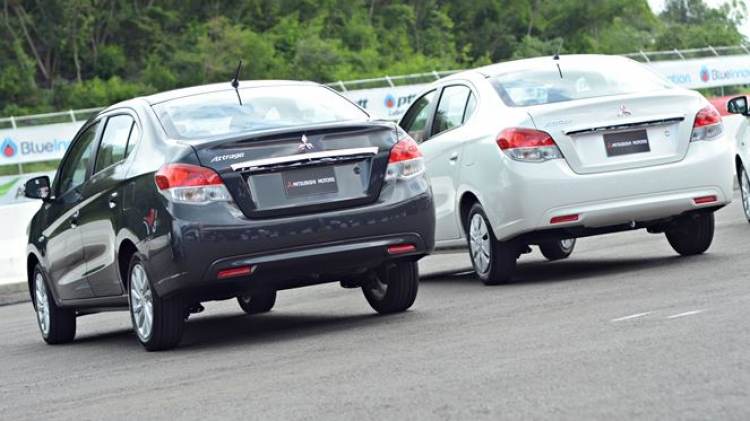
left=497, top=128, right=556, bottom=150
left=154, top=164, right=231, bottom=204
left=155, top=164, right=224, bottom=190
left=385, top=134, right=425, bottom=180
left=388, top=136, right=423, bottom=163
left=693, top=105, right=722, bottom=128
left=496, top=128, right=562, bottom=162
left=691, top=105, right=724, bottom=142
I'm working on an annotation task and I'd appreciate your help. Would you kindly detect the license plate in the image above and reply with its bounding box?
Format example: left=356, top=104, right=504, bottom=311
left=283, top=166, right=338, bottom=198
left=603, top=130, right=650, bottom=157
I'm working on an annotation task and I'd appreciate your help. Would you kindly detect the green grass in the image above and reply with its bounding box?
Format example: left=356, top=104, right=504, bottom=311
left=0, top=160, right=60, bottom=176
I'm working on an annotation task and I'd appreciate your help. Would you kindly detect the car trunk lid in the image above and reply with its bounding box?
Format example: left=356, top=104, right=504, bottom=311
left=189, top=121, right=396, bottom=218
left=527, top=91, right=703, bottom=175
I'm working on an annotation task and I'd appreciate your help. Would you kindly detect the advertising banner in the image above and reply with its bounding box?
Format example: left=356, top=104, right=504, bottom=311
left=648, top=55, right=750, bottom=89
left=0, top=122, right=84, bottom=166
left=342, top=84, right=430, bottom=120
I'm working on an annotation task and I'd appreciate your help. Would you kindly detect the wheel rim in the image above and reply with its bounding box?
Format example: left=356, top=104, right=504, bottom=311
left=130, top=264, right=153, bottom=341
left=560, top=238, right=575, bottom=251
left=368, top=277, right=388, bottom=300
left=742, top=168, right=750, bottom=220
left=34, top=273, right=50, bottom=337
left=469, top=213, right=491, bottom=274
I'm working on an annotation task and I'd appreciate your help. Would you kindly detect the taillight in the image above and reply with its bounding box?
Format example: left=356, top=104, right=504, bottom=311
left=154, top=164, right=232, bottom=204
left=497, top=128, right=563, bottom=162
left=385, top=134, right=425, bottom=181
left=690, top=105, right=724, bottom=141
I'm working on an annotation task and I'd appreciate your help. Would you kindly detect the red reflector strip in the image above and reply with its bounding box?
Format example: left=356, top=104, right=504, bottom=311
left=217, top=266, right=253, bottom=279
left=693, top=195, right=717, bottom=204
left=388, top=244, right=417, bottom=255
left=550, top=214, right=579, bottom=224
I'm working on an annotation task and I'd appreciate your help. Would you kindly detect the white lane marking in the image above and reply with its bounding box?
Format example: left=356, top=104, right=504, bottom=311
left=667, top=309, right=706, bottom=319
left=611, top=312, right=651, bottom=322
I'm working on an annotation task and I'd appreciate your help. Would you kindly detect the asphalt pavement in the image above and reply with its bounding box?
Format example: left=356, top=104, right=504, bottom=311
left=1, top=194, right=749, bottom=420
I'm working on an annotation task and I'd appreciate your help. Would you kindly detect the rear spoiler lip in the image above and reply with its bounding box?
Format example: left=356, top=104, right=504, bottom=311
left=562, top=114, right=685, bottom=136
left=230, top=147, right=379, bottom=172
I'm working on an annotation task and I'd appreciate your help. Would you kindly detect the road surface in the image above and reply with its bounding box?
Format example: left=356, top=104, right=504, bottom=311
left=1, top=195, right=749, bottom=420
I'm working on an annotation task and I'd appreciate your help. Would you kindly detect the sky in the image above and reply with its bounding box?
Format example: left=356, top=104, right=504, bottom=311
left=648, top=0, right=750, bottom=38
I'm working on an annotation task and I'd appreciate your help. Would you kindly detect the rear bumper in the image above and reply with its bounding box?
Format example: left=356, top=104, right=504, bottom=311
left=146, top=181, right=435, bottom=298
left=483, top=138, right=734, bottom=241
left=156, top=233, right=429, bottom=299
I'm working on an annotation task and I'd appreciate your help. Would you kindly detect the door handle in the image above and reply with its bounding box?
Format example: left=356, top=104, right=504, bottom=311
left=109, top=192, right=118, bottom=209
left=449, top=152, right=459, bottom=162
left=71, top=210, right=79, bottom=228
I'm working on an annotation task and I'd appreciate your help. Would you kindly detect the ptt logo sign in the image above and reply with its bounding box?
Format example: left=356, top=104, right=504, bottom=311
left=1, top=138, right=17, bottom=158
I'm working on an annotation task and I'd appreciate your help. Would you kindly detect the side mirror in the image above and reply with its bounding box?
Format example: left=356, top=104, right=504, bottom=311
left=24, top=176, right=51, bottom=201
left=727, top=96, right=749, bottom=116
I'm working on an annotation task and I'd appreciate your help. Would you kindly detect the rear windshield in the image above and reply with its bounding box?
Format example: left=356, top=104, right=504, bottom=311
left=153, top=85, right=368, bottom=140
left=490, top=59, right=673, bottom=107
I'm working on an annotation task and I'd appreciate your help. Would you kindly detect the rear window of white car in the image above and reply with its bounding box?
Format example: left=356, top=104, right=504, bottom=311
left=153, top=85, right=368, bottom=140
left=490, top=59, right=673, bottom=107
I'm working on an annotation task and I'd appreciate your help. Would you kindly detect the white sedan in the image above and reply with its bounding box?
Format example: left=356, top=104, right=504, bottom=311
left=729, top=95, right=750, bottom=221
left=399, top=54, right=734, bottom=285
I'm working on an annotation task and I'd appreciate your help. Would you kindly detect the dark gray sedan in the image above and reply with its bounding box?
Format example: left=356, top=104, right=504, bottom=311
left=24, top=80, right=435, bottom=351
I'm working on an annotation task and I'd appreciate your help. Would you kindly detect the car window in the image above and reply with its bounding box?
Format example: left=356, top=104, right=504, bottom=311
left=56, top=123, right=99, bottom=195
left=152, top=85, right=368, bottom=140
left=95, top=115, right=134, bottom=173
left=399, top=90, right=436, bottom=143
left=432, top=86, right=472, bottom=137
left=463, top=92, right=477, bottom=123
left=126, top=123, right=140, bottom=158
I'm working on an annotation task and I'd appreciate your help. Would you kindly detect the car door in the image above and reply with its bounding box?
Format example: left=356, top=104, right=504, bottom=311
left=43, top=121, right=101, bottom=300
left=402, top=85, right=476, bottom=241
left=78, top=112, right=140, bottom=297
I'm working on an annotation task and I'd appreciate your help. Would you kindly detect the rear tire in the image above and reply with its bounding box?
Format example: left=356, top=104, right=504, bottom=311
left=539, top=238, right=576, bottom=261
left=128, top=255, right=184, bottom=351
left=665, top=212, right=715, bottom=256
left=740, top=165, right=750, bottom=223
left=467, top=203, right=517, bottom=285
left=237, top=291, right=277, bottom=314
left=362, top=261, right=419, bottom=314
left=33, top=265, right=76, bottom=344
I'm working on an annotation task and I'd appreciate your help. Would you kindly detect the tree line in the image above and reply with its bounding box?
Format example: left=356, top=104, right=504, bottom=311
left=1, top=0, right=746, bottom=116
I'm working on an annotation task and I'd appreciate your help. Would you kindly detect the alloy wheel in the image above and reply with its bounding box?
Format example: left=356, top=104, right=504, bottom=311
left=469, top=213, right=491, bottom=274
left=130, top=264, right=154, bottom=341
left=742, top=168, right=750, bottom=220
left=34, top=273, right=50, bottom=336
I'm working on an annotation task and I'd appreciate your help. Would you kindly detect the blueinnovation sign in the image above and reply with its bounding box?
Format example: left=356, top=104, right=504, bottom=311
left=652, top=55, right=750, bottom=89
left=0, top=122, right=83, bottom=165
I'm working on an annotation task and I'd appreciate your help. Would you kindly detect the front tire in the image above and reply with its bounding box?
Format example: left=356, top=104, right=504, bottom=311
left=128, top=255, right=184, bottom=351
left=467, top=203, right=518, bottom=285
left=237, top=291, right=277, bottom=314
left=665, top=212, right=715, bottom=256
left=362, top=261, right=419, bottom=314
left=33, top=265, right=76, bottom=344
left=740, top=165, right=750, bottom=223
left=539, top=238, right=576, bottom=261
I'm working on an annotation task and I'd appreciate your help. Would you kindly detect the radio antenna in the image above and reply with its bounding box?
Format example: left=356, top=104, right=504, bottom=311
left=230, top=60, right=243, bottom=105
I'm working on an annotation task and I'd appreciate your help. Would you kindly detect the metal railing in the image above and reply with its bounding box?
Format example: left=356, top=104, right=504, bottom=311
left=2, top=44, right=748, bottom=125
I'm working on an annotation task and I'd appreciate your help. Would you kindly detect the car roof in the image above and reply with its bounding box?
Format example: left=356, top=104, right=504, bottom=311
left=142, top=79, right=320, bottom=105
left=443, top=54, right=636, bottom=81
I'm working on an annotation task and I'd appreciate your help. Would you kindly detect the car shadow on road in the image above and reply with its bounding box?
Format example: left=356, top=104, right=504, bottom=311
left=70, top=310, right=398, bottom=353
left=421, top=253, right=714, bottom=286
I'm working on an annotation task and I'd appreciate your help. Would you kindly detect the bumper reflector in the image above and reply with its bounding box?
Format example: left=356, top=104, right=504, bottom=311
left=693, top=195, right=718, bottom=204
left=550, top=214, right=579, bottom=224
left=388, top=244, right=417, bottom=255
left=217, top=266, right=254, bottom=280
